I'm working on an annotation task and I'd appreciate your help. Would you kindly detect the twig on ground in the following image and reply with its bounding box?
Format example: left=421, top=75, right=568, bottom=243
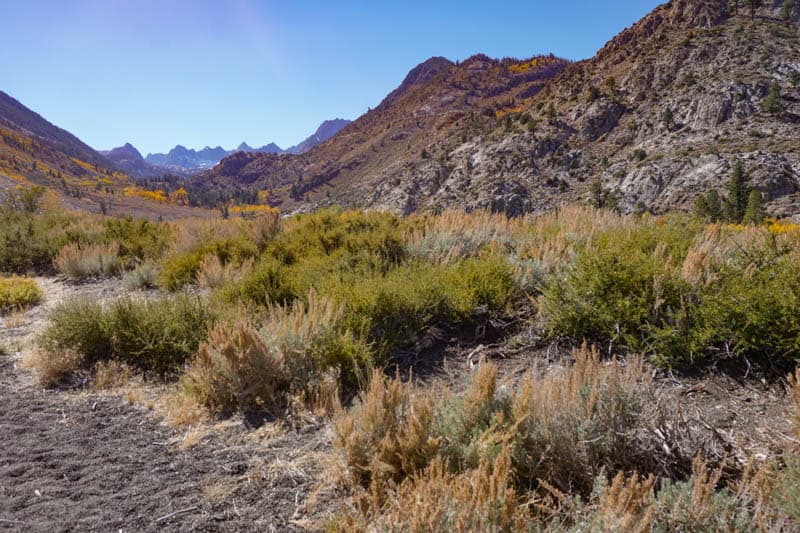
left=155, top=505, right=199, bottom=523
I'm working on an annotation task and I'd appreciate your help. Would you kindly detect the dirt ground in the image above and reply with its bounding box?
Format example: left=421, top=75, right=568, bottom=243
left=0, top=278, right=795, bottom=531
left=0, top=279, right=332, bottom=532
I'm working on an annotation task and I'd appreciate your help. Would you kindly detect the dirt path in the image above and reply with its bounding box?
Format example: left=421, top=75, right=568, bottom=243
left=0, top=279, right=330, bottom=532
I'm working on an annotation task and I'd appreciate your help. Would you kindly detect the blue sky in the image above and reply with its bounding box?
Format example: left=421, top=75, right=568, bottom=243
left=1, top=1, right=662, bottom=155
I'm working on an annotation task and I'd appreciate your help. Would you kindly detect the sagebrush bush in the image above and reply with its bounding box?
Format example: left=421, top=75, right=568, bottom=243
left=122, top=261, right=158, bottom=291
left=331, top=446, right=530, bottom=532
left=36, top=294, right=214, bottom=379
left=334, top=346, right=649, bottom=497
left=54, top=242, right=122, bottom=281
left=0, top=276, right=44, bottom=313
left=182, top=290, right=367, bottom=413
left=196, top=255, right=254, bottom=289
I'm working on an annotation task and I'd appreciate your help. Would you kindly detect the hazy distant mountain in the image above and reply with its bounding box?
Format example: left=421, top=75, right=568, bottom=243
left=144, top=119, right=351, bottom=175
left=100, top=142, right=162, bottom=178
left=286, top=119, right=351, bottom=154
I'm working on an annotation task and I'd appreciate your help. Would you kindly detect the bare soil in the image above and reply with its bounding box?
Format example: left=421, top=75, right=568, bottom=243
left=0, top=279, right=331, bottom=532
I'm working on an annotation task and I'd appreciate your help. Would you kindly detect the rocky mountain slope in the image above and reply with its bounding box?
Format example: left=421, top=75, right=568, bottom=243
left=0, top=93, right=213, bottom=219
left=192, top=53, right=569, bottom=210
left=100, top=142, right=163, bottom=179
left=193, top=0, right=800, bottom=217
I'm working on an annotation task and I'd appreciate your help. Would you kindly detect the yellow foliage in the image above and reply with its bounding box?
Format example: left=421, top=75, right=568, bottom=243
left=123, top=186, right=168, bottom=203
left=508, top=55, right=562, bottom=74
left=495, top=106, right=523, bottom=118
left=170, top=187, right=189, bottom=206
left=228, top=204, right=280, bottom=217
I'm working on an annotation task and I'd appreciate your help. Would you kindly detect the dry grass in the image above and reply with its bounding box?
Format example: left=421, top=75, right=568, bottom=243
left=54, top=242, right=121, bottom=280
left=91, top=360, right=135, bottom=390
left=25, top=348, right=85, bottom=387
left=331, top=445, right=530, bottom=532
left=182, top=289, right=344, bottom=414
left=196, top=255, right=253, bottom=289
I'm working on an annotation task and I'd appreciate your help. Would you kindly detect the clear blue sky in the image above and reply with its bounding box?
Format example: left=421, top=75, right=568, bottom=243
left=1, top=0, right=662, bottom=155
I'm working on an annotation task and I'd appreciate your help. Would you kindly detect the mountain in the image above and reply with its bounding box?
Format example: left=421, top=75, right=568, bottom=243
left=192, top=53, right=569, bottom=209
left=100, top=142, right=163, bottom=179
left=193, top=0, right=800, bottom=218
left=144, top=118, right=349, bottom=175
left=0, top=90, right=112, bottom=170
left=286, top=119, right=351, bottom=154
left=0, top=91, right=211, bottom=219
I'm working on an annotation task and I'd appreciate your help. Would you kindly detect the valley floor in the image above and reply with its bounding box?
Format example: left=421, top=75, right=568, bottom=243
left=0, top=279, right=795, bottom=531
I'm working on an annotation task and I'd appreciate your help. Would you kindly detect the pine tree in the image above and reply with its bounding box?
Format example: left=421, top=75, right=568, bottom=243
left=705, top=190, right=723, bottom=222
left=693, top=190, right=722, bottom=222
left=724, top=160, right=748, bottom=223
left=693, top=195, right=709, bottom=220
left=663, top=107, right=675, bottom=131
left=761, top=81, right=783, bottom=114
left=743, top=190, right=765, bottom=224
left=745, top=0, right=762, bottom=19
left=781, top=0, right=795, bottom=21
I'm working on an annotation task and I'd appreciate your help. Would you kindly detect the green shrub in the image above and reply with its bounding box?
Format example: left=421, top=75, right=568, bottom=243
left=0, top=209, right=83, bottom=274
left=37, top=294, right=214, bottom=378
left=217, top=255, right=294, bottom=307
left=687, top=257, right=800, bottom=364
left=265, top=208, right=405, bottom=267
left=158, top=237, right=258, bottom=290
left=541, top=223, right=694, bottom=353
left=0, top=276, right=44, bottom=313
left=331, top=257, right=516, bottom=358
left=99, top=217, right=171, bottom=265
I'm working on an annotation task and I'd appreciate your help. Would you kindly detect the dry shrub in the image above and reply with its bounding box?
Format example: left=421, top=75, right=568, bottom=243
left=510, top=344, right=648, bottom=493
left=122, top=261, right=158, bottom=290
left=91, top=360, right=135, bottom=390
left=196, top=255, right=254, bottom=289
left=405, top=209, right=523, bottom=264
left=333, top=345, right=651, bottom=504
left=333, top=369, right=440, bottom=488
left=248, top=210, right=281, bottom=249
left=332, top=446, right=530, bottom=532
left=54, top=242, right=121, bottom=280
left=516, top=205, right=633, bottom=273
left=25, top=348, right=85, bottom=387
left=182, top=290, right=345, bottom=414
left=681, top=224, right=800, bottom=286
left=182, top=315, right=285, bottom=413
